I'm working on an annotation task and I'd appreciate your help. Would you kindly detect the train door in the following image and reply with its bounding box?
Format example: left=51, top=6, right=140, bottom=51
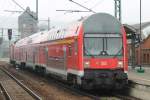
left=39, top=46, right=46, bottom=65
left=19, top=48, right=21, bottom=61
left=63, top=45, right=67, bottom=70
left=45, top=46, right=48, bottom=66
left=34, top=47, right=39, bottom=64
left=67, top=40, right=78, bottom=70
left=33, top=48, right=35, bottom=64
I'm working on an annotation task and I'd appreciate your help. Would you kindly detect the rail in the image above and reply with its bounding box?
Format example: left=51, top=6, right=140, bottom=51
left=0, top=82, right=12, bottom=100
left=46, top=76, right=139, bottom=100
left=0, top=67, right=42, bottom=100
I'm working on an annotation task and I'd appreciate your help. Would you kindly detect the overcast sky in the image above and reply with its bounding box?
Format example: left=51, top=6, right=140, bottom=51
left=0, top=0, right=150, bottom=27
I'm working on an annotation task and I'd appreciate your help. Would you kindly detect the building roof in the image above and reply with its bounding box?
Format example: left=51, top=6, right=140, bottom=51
left=123, top=24, right=136, bottom=33
left=19, top=7, right=37, bottom=20
left=132, top=22, right=150, bottom=31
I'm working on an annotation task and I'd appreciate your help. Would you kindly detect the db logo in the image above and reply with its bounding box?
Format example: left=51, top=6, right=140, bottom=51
left=101, top=61, right=107, bottom=66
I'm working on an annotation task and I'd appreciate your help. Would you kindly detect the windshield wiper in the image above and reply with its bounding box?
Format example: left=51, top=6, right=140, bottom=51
left=84, top=48, right=95, bottom=58
left=113, top=47, right=123, bottom=58
left=99, top=51, right=108, bottom=56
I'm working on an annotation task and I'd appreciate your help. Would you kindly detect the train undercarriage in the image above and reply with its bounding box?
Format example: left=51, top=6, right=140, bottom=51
left=81, top=69, right=128, bottom=90
left=10, top=60, right=128, bottom=90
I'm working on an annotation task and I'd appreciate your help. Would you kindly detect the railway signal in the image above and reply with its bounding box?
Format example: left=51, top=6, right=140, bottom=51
left=8, top=29, right=12, bottom=40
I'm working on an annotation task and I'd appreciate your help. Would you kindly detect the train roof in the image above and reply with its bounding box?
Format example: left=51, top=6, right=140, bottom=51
left=15, top=13, right=122, bottom=47
left=15, top=22, right=80, bottom=47
left=83, top=13, right=122, bottom=34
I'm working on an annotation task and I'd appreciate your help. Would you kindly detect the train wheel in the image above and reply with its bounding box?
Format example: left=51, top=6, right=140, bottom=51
left=67, top=74, right=80, bottom=88
left=20, top=62, right=26, bottom=69
left=41, top=67, right=46, bottom=76
left=12, top=61, right=16, bottom=67
left=73, top=77, right=81, bottom=89
left=115, top=80, right=125, bottom=90
left=35, top=66, right=46, bottom=76
left=35, top=66, right=40, bottom=73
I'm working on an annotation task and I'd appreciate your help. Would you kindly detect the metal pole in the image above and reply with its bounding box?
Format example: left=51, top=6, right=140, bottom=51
left=36, top=0, right=38, bottom=20
left=115, top=0, right=117, bottom=18
left=9, top=40, right=10, bottom=60
left=2, top=28, right=3, bottom=39
left=139, top=0, right=142, bottom=69
left=48, top=17, right=50, bottom=31
left=114, top=0, right=121, bottom=22
left=119, top=0, right=121, bottom=22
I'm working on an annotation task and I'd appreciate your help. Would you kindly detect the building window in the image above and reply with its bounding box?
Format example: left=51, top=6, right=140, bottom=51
left=147, top=54, right=150, bottom=64
left=136, top=51, right=138, bottom=64
left=143, top=53, right=146, bottom=64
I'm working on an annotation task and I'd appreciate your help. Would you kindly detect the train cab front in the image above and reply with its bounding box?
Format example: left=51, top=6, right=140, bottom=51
left=81, top=13, right=128, bottom=90
left=82, top=58, right=128, bottom=90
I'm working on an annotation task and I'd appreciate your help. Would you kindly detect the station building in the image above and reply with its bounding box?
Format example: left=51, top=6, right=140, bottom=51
left=124, top=22, right=150, bottom=67
left=18, top=7, right=38, bottom=38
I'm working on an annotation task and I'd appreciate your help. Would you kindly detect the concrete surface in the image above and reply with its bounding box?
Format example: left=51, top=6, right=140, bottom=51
left=128, top=66, right=150, bottom=86
left=0, top=58, right=9, bottom=62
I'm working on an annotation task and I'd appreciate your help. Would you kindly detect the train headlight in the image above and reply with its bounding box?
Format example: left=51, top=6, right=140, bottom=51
left=84, top=61, right=90, bottom=68
left=118, top=61, right=123, bottom=68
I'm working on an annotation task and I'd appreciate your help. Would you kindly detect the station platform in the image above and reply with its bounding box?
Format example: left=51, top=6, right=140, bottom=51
left=0, top=58, right=9, bottom=63
left=128, top=66, right=150, bottom=86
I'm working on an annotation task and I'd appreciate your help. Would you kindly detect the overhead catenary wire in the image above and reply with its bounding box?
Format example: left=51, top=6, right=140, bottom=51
left=83, top=0, right=92, bottom=4
left=69, top=0, right=96, bottom=13
left=56, top=10, right=91, bottom=13
left=4, top=10, right=23, bottom=13
left=11, top=0, right=37, bottom=21
left=90, top=0, right=105, bottom=9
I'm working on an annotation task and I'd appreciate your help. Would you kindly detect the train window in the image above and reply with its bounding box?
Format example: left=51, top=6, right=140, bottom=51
left=68, top=46, right=72, bottom=56
left=143, top=54, right=146, bottom=63
left=58, top=31, right=61, bottom=38
left=57, top=30, right=60, bottom=33
left=60, top=32, right=63, bottom=39
left=52, top=33, right=54, bottom=40
left=58, top=33, right=61, bottom=39
left=45, top=47, right=48, bottom=52
left=75, top=26, right=79, bottom=34
left=62, top=32, right=65, bottom=38
left=55, top=33, right=58, bottom=39
left=50, top=32, right=54, bottom=40
left=55, top=32, right=57, bottom=39
left=74, top=40, right=78, bottom=55
left=147, top=54, right=149, bottom=63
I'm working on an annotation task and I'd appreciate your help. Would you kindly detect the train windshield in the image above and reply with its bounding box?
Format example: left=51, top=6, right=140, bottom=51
left=84, top=35, right=123, bottom=57
left=83, top=13, right=123, bottom=57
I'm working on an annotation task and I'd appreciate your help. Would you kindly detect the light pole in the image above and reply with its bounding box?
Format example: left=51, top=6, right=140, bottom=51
left=137, top=0, right=145, bottom=73
left=114, top=0, right=121, bottom=22
left=140, top=0, right=142, bottom=69
left=36, top=0, right=38, bottom=21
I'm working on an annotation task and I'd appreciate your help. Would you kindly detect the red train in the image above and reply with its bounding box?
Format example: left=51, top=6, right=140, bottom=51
left=10, top=13, right=128, bottom=89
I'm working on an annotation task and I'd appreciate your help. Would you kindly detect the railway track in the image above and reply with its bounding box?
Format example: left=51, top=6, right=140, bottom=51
left=45, top=73, right=141, bottom=100
left=3, top=64, right=141, bottom=100
left=0, top=67, right=42, bottom=100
